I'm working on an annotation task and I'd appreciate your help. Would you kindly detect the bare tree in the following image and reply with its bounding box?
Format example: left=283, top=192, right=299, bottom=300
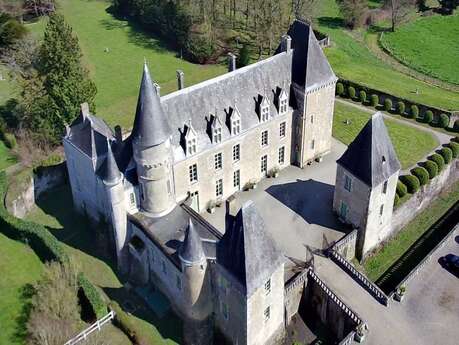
left=386, top=0, right=416, bottom=31
left=337, top=0, right=368, bottom=29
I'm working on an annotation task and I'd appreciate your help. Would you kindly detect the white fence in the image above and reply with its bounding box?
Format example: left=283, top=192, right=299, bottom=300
left=64, top=310, right=115, bottom=345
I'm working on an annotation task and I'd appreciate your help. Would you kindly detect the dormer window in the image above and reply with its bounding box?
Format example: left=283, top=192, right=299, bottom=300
left=211, top=115, right=223, bottom=144
left=230, top=107, right=241, bottom=135
left=279, top=89, right=288, bottom=114
left=185, top=121, right=197, bottom=156
left=260, top=96, right=270, bottom=122
left=187, top=138, right=197, bottom=155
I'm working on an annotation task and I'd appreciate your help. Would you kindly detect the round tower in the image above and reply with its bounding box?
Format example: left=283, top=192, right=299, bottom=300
left=101, top=139, right=127, bottom=272
left=132, top=63, right=176, bottom=217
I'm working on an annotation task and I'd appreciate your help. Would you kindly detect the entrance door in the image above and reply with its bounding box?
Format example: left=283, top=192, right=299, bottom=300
left=340, top=201, right=348, bottom=221
left=190, top=191, right=199, bottom=212
left=261, top=155, right=268, bottom=177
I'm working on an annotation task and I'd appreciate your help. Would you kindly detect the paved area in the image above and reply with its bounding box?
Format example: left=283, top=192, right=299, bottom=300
left=315, top=227, right=459, bottom=345
left=202, top=139, right=350, bottom=259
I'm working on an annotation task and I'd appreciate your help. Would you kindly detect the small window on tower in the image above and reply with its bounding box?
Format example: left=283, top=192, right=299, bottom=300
left=265, top=278, right=271, bottom=295
left=383, top=180, right=388, bottom=194
left=382, top=155, right=386, bottom=163
left=264, top=306, right=271, bottom=322
left=130, top=193, right=135, bottom=205
left=380, top=204, right=384, bottom=216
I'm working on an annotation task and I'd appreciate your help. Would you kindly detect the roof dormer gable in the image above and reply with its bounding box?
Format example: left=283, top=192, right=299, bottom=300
left=184, top=120, right=197, bottom=156
left=211, top=114, right=223, bottom=144
left=229, top=106, right=241, bottom=136
left=259, top=95, right=270, bottom=122
left=278, top=88, right=289, bottom=115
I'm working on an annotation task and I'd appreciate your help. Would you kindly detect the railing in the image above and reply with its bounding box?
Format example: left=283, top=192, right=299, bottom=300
left=333, top=229, right=358, bottom=258
left=329, top=250, right=389, bottom=306
left=338, top=330, right=356, bottom=345
left=285, top=268, right=309, bottom=295
left=64, top=310, right=115, bottom=345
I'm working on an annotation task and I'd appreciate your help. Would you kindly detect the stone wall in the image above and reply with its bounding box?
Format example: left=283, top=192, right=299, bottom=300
left=333, top=230, right=358, bottom=261
left=284, top=269, right=308, bottom=324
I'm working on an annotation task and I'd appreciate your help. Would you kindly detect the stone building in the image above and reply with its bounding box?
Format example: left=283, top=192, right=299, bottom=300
left=333, top=112, right=401, bottom=259
left=64, top=19, right=337, bottom=345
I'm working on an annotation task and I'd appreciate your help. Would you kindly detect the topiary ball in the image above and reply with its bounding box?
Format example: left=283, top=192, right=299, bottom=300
left=396, top=180, right=408, bottom=197
left=448, top=142, right=459, bottom=158
left=359, top=90, right=367, bottom=104
left=384, top=98, right=393, bottom=112
left=429, top=153, right=445, bottom=171
left=400, top=175, right=421, bottom=194
left=411, top=167, right=429, bottom=186
left=410, top=105, right=419, bottom=119
left=423, top=110, right=433, bottom=124
left=348, top=86, right=356, bottom=99
left=371, top=94, right=379, bottom=107
left=440, top=147, right=453, bottom=164
left=422, top=160, right=438, bottom=179
left=397, top=101, right=405, bottom=115
left=439, top=113, right=449, bottom=129
left=336, top=82, right=344, bottom=96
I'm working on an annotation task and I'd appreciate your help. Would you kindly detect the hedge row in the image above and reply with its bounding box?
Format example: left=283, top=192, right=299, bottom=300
left=0, top=172, right=106, bottom=320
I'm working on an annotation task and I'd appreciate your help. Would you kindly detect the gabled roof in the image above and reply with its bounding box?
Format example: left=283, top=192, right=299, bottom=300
left=337, top=112, right=401, bottom=187
left=217, top=201, right=283, bottom=296
left=99, top=140, right=121, bottom=184
left=131, top=63, right=171, bottom=147
left=179, top=219, right=206, bottom=264
left=283, top=19, right=336, bottom=90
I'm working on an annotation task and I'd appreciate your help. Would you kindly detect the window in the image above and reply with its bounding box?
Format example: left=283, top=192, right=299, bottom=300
left=232, top=119, right=241, bottom=135
left=279, top=147, right=285, bottom=165
left=213, top=127, right=222, bottom=144
left=261, top=155, right=268, bottom=176
left=344, top=175, right=352, bottom=192
left=162, top=261, right=167, bottom=274
left=187, top=138, right=197, bottom=155
left=280, top=98, right=288, bottom=114
left=167, top=180, right=171, bottom=194
left=264, top=306, right=270, bottom=322
left=261, top=130, right=269, bottom=147
left=233, top=170, right=240, bottom=189
left=261, top=104, right=270, bottom=122
left=176, top=275, right=182, bottom=290
left=130, top=193, right=135, bottom=205
left=383, top=180, right=388, bottom=194
left=189, top=164, right=198, bottom=183
left=380, top=204, right=384, bottom=216
left=311, top=139, right=315, bottom=150
left=233, top=144, right=240, bottom=162
left=311, top=115, right=314, bottom=124
left=340, top=202, right=348, bottom=220
left=279, top=122, right=286, bottom=138
left=214, top=153, right=223, bottom=170
left=216, top=179, right=223, bottom=198
left=222, top=302, right=229, bottom=320
left=265, top=279, right=271, bottom=295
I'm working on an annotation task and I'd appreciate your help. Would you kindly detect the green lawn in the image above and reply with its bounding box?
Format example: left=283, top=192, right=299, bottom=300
left=364, top=180, right=459, bottom=281
left=26, top=185, right=181, bottom=344
left=380, top=14, right=459, bottom=85
left=0, top=140, right=17, bottom=171
left=333, top=101, right=439, bottom=169
left=0, top=233, right=43, bottom=345
left=315, top=0, right=459, bottom=111
left=45, top=0, right=225, bottom=128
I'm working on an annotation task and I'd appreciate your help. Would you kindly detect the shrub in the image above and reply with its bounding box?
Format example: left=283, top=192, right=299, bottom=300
left=396, top=180, right=408, bottom=197
left=348, top=86, right=356, bottom=99
left=452, top=136, right=459, bottom=143
left=429, top=153, right=445, bottom=171
left=411, top=167, right=429, bottom=186
left=3, top=132, right=16, bottom=149
left=359, top=90, right=367, bottom=103
left=438, top=113, right=449, bottom=129
left=394, top=193, right=400, bottom=207
left=400, top=175, right=420, bottom=194
left=448, top=142, right=459, bottom=158
left=370, top=94, right=379, bottom=107
left=454, top=120, right=459, bottom=132
left=397, top=101, right=405, bottom=115
left=423, top=110, right=433, bottom=124
left=409, top=105, right=419, bottom=119
left=238, top=44, right=250, bottom=67
left=384, top=98, right=393, bottom=112
left=422, top=160, right=438, bottom=179
left=439, top=147, right=453, bottom=164
left=78, top=273, right=107, bottom=319
left=336, top=82, right=344, bottom=96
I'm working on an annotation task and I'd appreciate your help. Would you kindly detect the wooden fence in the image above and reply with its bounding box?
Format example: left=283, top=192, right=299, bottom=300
left=64, top=310, right=116, bottom=345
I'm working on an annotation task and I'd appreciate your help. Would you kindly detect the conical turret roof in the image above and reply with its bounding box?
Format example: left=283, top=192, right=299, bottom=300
left=179, top=219, right=205, bottom=264
left=337, top=112, right=401, bottom=187
left=131, top=63, right=171, bottom=147
left=101, top=140, right=121, bottom=184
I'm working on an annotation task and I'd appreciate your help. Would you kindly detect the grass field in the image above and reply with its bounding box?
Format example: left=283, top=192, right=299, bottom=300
left=0, top=140, right=17, bottom=171
left=364, top=180, right=459, bottom=281
left=333, top=102, right=439, bottom=169
left=380, top=14, right=459, bottom=85
left=315, top=0, right=459, bottom=111
left=0, top=233, right=43, bottom=345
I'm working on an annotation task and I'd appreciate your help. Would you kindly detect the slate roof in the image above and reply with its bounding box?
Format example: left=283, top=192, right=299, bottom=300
left=337, top=112, right=401, bottom=187
left=217, top=201, right=284, bottom=296
left=282, top=19, right=337, bottom=90
left=99, top=140, right=121, bottom=184
left=178, top=219, right=206, bottom=264
left=131, top=63, right=172, bottom=147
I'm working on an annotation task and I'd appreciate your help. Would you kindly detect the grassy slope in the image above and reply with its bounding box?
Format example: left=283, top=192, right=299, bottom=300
left=0, top=233, right=43, bottom=345
left=0, top=140, right=17, bottom=171
left=26, top=185, right=180, bottom=344
left=316, top=0, right=459, bottom=111
left=333, top=102, right=439, bottom=169
left=380, top=14, right=459, bottom=85
left=364, top=180, right=459, bottom=281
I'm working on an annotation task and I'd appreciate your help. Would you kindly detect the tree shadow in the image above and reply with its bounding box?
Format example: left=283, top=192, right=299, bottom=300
left=317, top=17, right=345, bottom=29
left=13, top=283, right=35, bottom=343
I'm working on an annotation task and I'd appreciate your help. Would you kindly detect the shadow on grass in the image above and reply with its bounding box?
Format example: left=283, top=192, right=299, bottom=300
left=13, top=283, right=35, bottom=344
left=317, top=16, right=345, bottom=29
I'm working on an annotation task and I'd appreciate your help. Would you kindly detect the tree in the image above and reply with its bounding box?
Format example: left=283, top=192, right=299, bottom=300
left=238, top=43, right=250, bottom=67
left=38, top=14, right=96, bottom=143
left=386, top=0, right=416, bottom=32
left=337, top=0, right=368, bottom=29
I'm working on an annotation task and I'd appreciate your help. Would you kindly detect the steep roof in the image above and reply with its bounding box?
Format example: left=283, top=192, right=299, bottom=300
left=99, top=140, right=121, bottom=184
left=337, top=112, right=401, bottom=187
left=179, top=219, right=206, bottom=264
left=131, top=63, right=171, bottom=147
left=284, top=19, right=336, bottom=90
left=217, top=201, right=283, bottom=296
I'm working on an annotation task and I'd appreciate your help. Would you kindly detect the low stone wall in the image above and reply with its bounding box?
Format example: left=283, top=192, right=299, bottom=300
left=392, top=160, right=459, bottom=233
left=284, top=269, right=308, bottom=325
left=6, top=163, right=67, bottom=218
left=333, top=229, right=358, bottom=261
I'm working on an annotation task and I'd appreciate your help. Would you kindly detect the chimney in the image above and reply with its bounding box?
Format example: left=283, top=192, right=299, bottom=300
left=176, top=70, right=185, bottom=90
left=281, top=35, right=292, bottom=53
left=153, top=83, right=161, bottom=97
left=80, top=102, right=90, bottom=121
left=114, top=125, right=123, bottom=144
left=228, top=53, right=236, bottom=72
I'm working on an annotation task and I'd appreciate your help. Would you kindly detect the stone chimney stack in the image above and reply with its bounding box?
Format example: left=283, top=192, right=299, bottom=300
left=80, top=102, right=90, bottom=121
left=228, top=53, right=236, bottom=72
left=114, top=125, right=123, bottom=144
left=177, top=70, right=185, bottom=90
left=281, top=35, right=292, bottom=53
left=153, top=83, right=161, bottom=97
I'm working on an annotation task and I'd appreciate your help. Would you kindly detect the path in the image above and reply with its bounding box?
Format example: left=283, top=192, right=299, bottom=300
left=336, top=98, right=453, bottom=173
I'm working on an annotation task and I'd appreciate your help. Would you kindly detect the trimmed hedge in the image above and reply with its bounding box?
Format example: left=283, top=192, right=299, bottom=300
left=439, top=113, right=449, bottom=129
left=448, top=141, right=459, bottom=158
left=439, top=147, right=453, bottom=164
left=371, top=94, right=379, bottom=107
left=429, top=153, right=445, bottom=171
left=384, top=98, right=392, bottom=112
left=0, top=172, right=106, bottom=321
left=4, top=132, right=16, bottom=149
left=452, top=136, right=459, bottom=144
left=409, top=104, right=419, bottom=119
left=394, top=193, right=400, bottom=207
left=336, top=82, right=344, bottom=96
left=399, top=175, right=420, bottom=194
left=411, top=167, right=429, bottom=186
left=396, top=180, right=408, bottom=197
left=454, top=120, right=459, bottom=132
left=397, top=101, right=405, bottom=115
left=348, top=86, right=356, bottom=99
left=422, top=160, right=438, bottom=179
left=359, top=90, right=367, bottom=104
left=423, top=110, right=433, bottom=124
